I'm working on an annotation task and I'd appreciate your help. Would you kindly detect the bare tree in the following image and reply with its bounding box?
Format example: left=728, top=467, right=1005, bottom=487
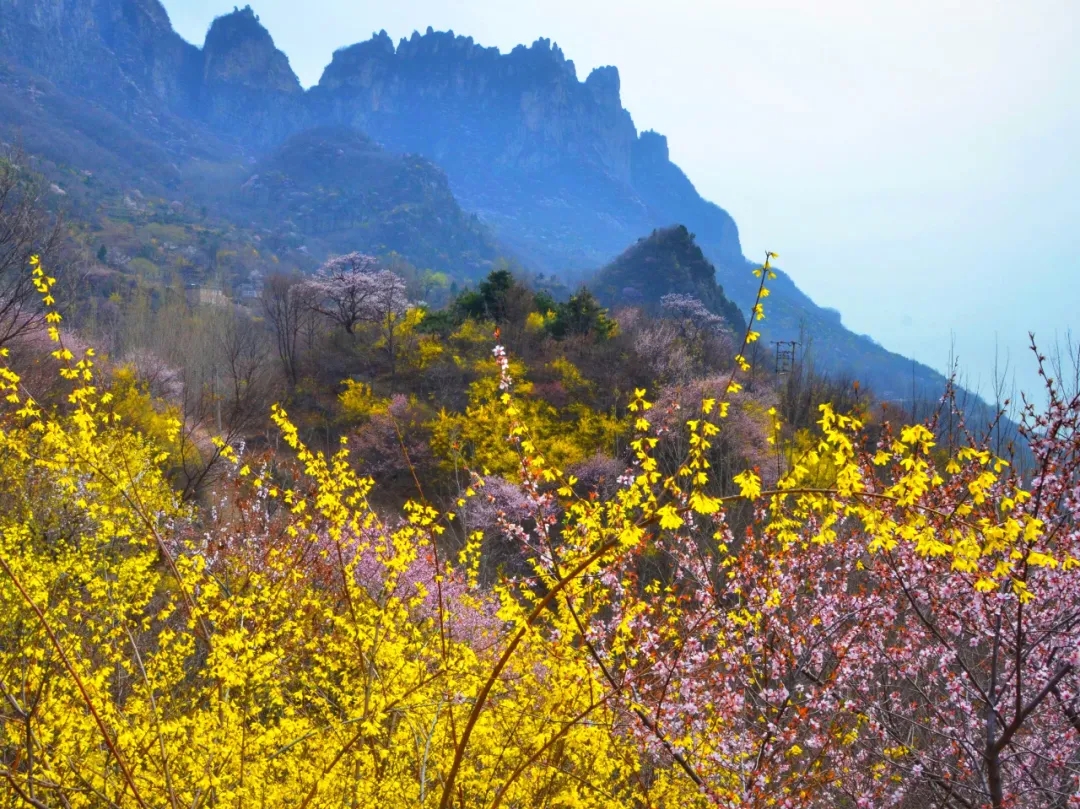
left=173, top=308, right=276, bottom=500
left=118, top=299, right=277, bottom=501
left=216, top=309, right=275, bottom=434
left=0, top=149, right=63, bottom=349
left=1048, top=329, right=1080, bottom=401
left=261, top=272, right=313, bottom=385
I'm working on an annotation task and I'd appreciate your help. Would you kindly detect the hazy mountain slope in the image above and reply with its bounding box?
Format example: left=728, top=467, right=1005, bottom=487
left=0, top=2, right=500, bottom=277
left=309, top=31, right=659, bottom=274
left=237, top=127, right=497, bottom=274
left=195, top=6, right=310, bottom=147
left=0, top=0, right=200, bottom=116
left=631, top=131, right=742, bottom=266
left=305, top=29, right=952, bottom=399
left=0, top=0, right=966, bottom=403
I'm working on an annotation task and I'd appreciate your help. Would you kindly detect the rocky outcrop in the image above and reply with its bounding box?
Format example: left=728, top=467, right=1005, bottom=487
left=0, top=0, right=243, bottom=172
left=0, top=0, right=306, bottom=148
left=197, top=6, right=308, bottom=147
left=311, top=30, right=637, bottom=183
left=592, top=225, right=746, bottom=333
left=94, top=0, right=203, bottom=115
left=309, top=29, right=732, bottom=273
left=583, top=66, right=634, bottom=184
left=0, top=0, right=200, bottom=117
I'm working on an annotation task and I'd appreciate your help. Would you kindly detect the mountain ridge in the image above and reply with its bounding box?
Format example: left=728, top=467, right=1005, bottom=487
left=0, top=0, right=961, bottom=403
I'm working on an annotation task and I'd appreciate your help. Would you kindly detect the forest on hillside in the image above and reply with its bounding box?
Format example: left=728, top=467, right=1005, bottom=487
left=3, top=140, right=1080, bottom=809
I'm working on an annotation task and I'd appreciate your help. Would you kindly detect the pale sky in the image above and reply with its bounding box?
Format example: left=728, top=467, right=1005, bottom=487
left=165, top=0, right=1080, bottom=404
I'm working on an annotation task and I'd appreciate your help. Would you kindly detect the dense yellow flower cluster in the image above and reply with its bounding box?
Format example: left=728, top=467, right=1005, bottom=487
left=0, top=258, right=692, bottom=808
left=0, top=255, right=1060, bottom=808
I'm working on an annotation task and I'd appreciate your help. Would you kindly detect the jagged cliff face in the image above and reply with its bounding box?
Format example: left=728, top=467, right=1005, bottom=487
left=308, top=29, right=742, bottom=274
left=0, top=1, right=306, bottom=148
left=0, top=0, right=243, bottom=185
left=198, top=6, right=308, bottom=147
left=0, top=3, right=742, bottom=269
left=0, top=0, right=200, bottom=116
left=312, top=31, right=636, bottom=183
left=0, top=0, right=951, bottom=399
left=95, top=0, right=202, bottom=113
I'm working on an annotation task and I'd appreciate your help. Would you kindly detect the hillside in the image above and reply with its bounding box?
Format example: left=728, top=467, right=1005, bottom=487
left=0, top=0, right=965, bottom=404
left=0, top=6, right=1061, bottom=807
left=235, top=127, right=497, bottom=274
left=592, top=225, right=746, bottom=334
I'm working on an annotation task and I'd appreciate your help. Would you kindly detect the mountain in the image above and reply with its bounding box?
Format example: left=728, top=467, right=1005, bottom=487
left=0, top=0, right=200, bottom=115
left=592, top=225, right=746, bottom=334
left=238, top=127, right=496, bottom=274
left=0, top=3, right=500, bottom=276
left=306, top=28, right=951, bottom=400
left=196, top=6, right=309, bottom=147
left=309, top=31, right=667, bottom=273
left=0, top=0, right=961, bottom=403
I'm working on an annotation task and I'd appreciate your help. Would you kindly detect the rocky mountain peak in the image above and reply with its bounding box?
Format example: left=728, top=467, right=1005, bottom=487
left=585, top=65, right=621, bottom=107
left=507, top=37, right=578, bottom=80
left=311, top=28, right=635, bottom=183
left=0, top=0, right=200, bottom=115
left=201, top=5, right=301, bottom=94
left=197, top=4, right=307, bottom=146
left=635, top=129, right=670, bottom=164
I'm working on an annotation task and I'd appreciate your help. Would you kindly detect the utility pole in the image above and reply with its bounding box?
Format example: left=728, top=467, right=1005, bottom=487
left=772, top=341, right=799, bottom=375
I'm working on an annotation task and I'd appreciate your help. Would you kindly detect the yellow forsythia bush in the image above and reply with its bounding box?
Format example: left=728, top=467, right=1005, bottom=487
left=0, top=258, right=694, bottom=808
left=3, top=256, right=1077, bottom=809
